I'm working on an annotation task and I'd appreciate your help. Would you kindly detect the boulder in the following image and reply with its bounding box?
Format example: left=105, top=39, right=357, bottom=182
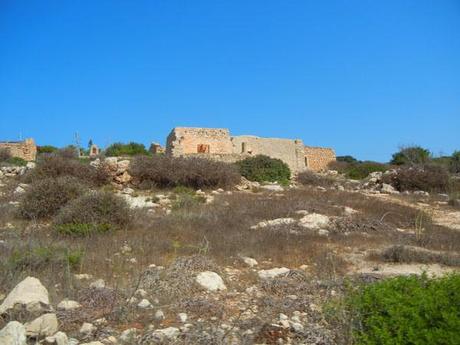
left=381, top=183, right=398, bottom=194
left=25, top=313, right=58, bottom=338
left=150, top=327, right=180, bottom=341
left=258, top=267, right=290, bottom=280
left=79, top=322, right=96, bottom=336
left=119, top=328, right=137, bottom=344
left=0, top=277, right=49, bottom=314
left=195, top=271, right=226, bottom=291
left=241, top=256, right=258, bottom=267
left=298, top=213, right=330, bottom=229
left=260, top=183, right=284, bottom=192
left=0, top=321, right=27, bottom=345
left=250, top=218, right=296, bottom=229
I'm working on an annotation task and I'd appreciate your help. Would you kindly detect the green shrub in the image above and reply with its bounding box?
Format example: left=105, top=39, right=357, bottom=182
left=5, top=157, right=27, bottom=166
left=390, top=146, right=431, bottom=165
left=345, top=161, right=388, bottom=180
left=236, top=155, right=291, bottom=183
left=337, top=155, right=359, bottom=163
left=8, top=245, right=83, bottom=271
left=37, top=145, right=58, bottom=154
left=347, top=273, right=460, bottom=345
left=130, top=155, right=241, bottom=189
left=24, top=155, right=109, bottom=186
left=104, top=142, right=149, bottom=157
left=382, top=164, right=450, bottom=192
left=53, top=191, right=131, bottom=235
left=450, top=151, right=460, bottom=174
left=19, top=176, right=87, bottom=219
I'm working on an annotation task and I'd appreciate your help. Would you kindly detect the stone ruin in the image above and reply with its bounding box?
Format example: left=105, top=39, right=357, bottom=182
left=0, top=138, right=37, bottom=161
left=166, top=127, right=335, bottom=172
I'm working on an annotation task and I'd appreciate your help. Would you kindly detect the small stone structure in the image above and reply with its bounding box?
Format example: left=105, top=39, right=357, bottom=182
left=149, top=143, right=165, bottom=154
left=89, top=144, right=100, bottom=157
left=166, top=127, right=335, bottom=172
left=0, top=138, right=37, bottom=161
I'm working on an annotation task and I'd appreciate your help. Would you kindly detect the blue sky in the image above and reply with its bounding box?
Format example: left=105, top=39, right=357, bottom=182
left=1, top=0, right=459, bottom=162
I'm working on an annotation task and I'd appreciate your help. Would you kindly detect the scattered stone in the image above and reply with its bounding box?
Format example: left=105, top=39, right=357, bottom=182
left=25, top=313, right=58, bottom=338
left=318, top=229, right=330, bottom=236
left=90, top=279, right=105, bottom=289
left=260, top=183, right=284, bottom=192
left=0, top=321, right=27, bottom=345
left=79, top=322, right=97, bottom=336
left=381, top=183, right=399, bottom=194
left=44, top=331, right=68, bottom=345
left=57, top=299, right=81, bottom=311
left=119, top=328, right=137, bottom=344
left=154, top=310, right=165, bottom=321
left=177, top=313, right=188, bottom=323
left=74, top=274, right=92, bottom=280
left=0, top=277, right=49, bottom=314
left=250, top=218, right=296, bottom=229
left=241, top=256, right=258, bottom=267
left=150, top=327, right=180, bottom=341
left=13, top=186, right=25, bottom=195
left=196, top=271, right=227, bottom=291
left=258, top=267, right=290, bottom=280
left=137, top=299, right=152, bottom=309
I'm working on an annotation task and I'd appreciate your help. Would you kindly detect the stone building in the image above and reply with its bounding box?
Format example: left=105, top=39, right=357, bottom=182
left=166, top=127, right=335, bottom=172
left=0, top=138, right=37, bottom=161
left=89, top=144, right=100, bottom=157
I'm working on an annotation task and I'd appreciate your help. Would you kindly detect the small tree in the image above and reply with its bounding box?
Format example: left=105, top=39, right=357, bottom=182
left=88, top=139, right=93, bottom=148
left=391, top=146, right=431, bottom=165
left=336, top=155, right=358, bottom=163
left=450, top=151, right=460, bottom=174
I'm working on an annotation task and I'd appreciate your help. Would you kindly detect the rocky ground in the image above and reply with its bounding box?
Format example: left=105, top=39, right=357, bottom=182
left=0, top=160, right=459, bottom=344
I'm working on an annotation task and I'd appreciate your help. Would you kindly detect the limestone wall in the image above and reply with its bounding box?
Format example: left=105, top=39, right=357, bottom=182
left=304, top=146, right=336, bottom=172
left=231, top=136, right=306, bottom=173
left=0, top=138, right=37, bottom=161
left=166, top=127, right=233, bottom=156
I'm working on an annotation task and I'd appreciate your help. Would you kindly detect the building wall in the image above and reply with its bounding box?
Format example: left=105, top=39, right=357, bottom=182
left=165, top=127, right=336, bottom=174
left=230, top=136, right=306, bottom=173
left=0, top=138, right=37, bottom=161
left=304, top=146, right=336, bottom=172
left=166, top=127, right=233, bottom=156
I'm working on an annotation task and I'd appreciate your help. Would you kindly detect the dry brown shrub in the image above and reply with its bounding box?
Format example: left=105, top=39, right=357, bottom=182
left=130, top=155, right=241, bottom=189
left=297, top=171, right=335, bottom=187
left=382, top=164, right=450, bottom=192
left=374, top=245, right=460, bottom=267
left=19, top=176, right=87, bottom=219
left=24, top=155, right=109, bottom=186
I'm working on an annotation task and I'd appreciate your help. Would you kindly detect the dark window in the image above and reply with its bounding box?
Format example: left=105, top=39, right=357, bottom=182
left=197, top=144, right=210, bottom=153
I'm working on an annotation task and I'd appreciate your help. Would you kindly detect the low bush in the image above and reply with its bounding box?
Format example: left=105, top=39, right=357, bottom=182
left=297, top=170, right=335, bottom=187
left=236, top=155, right=291, bottom=183
left=450, top=151, right=460, bottom=173
left=8, top=244, right=83, bottom=272
left=54, top=191, right=131, bottom=235
left=328, top=161, right=388, bottom=180
left=390, top=146, right=431, bottom=165
left=376, top=245, right=460, bottom=267
left=130, top=155, right=241, bottom=189
left=19, top=176, right=87, bottom=219
left=37, top=145, right=58, bottom=154
left=24, top=155, right=109, bottom=186
left=346, top=273, right=460, bottom=345
left=382, top=164, right=450, bottom=192
left=105, top=142, right=149, bottom=157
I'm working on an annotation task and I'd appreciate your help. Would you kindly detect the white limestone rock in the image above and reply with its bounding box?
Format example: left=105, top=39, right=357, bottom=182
left=258, top=267, right=290, bottom=280
left=57, top=299, right=81, bottom=311
left=0, top=277, right=49, bottom=314
left=196, top=271, right=226, bottom=291
left=25, top=313, right=58, bottom=338
left=0, top=321, right=27, bottom=345
left=298, top=213, right=330, bottom=229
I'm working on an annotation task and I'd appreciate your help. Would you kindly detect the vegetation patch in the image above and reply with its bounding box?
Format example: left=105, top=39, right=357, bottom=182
left=130, top=155, right=241, bottom=189
left=382, top=164, right=450, bottom=192
left=19, top=176, right=87, bottom=219
left=345, top=273, right=460, bottom=345
left=297, top=170, right=336, bottom=187
left=53, top=191, right=131, bottom=236
left=104, top=142, right=149, bottom=156
left=237, top=155, right=291, bottom=183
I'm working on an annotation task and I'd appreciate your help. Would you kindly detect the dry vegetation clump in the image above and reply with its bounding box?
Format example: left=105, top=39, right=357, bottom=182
left=23, top=155, right=110, bottom=186
left=130, top=155, right=241, bottom=189
left=53, top=191, right=131, bottom=235
left=382, top=164, right=450, bottom=192
left=297, top=170, right=336, bottom=187
left=139, top=255, right=219, bottom=301
left=0, top=147, right=12, bottom=161
left=19, top=176, right=88, bottom=219
left=372, top=245, right=460, bottom=267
